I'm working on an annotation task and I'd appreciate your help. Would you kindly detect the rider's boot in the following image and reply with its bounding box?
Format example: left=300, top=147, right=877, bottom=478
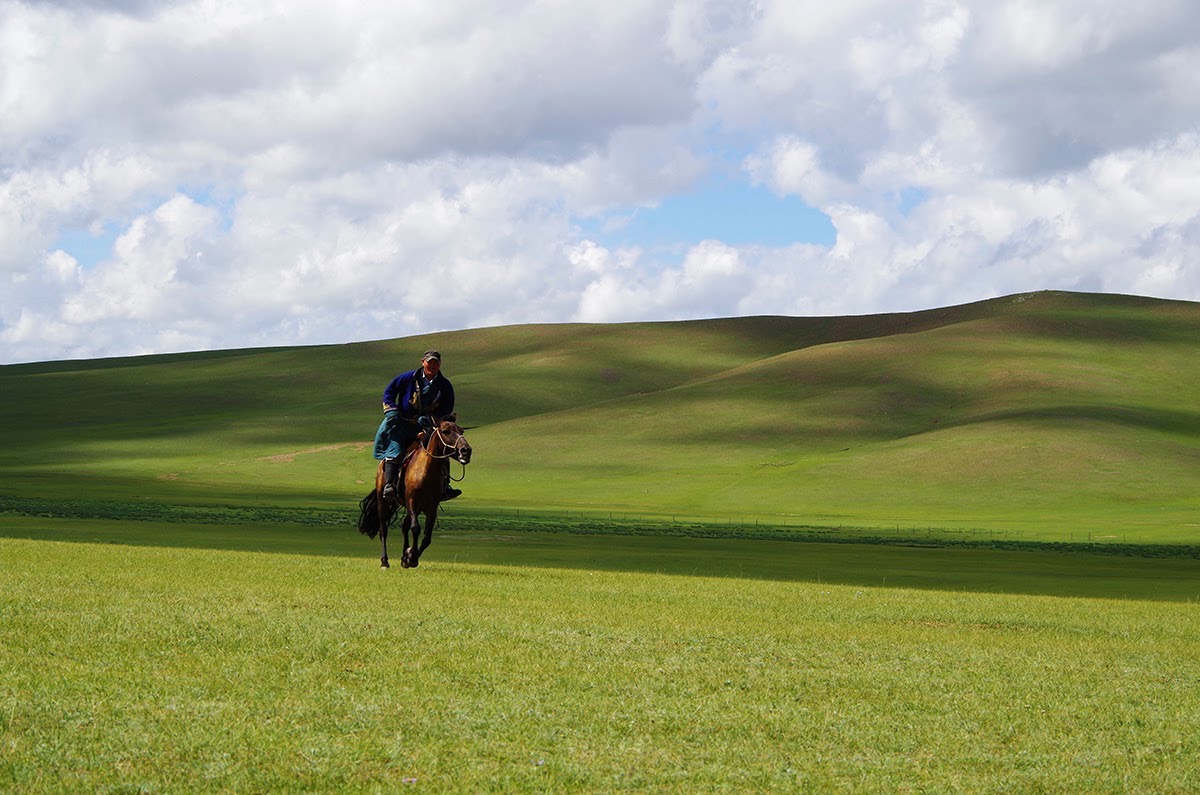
left=382, top=458, right=399, bottom=499
left=442, top=460, right=462, bottom=500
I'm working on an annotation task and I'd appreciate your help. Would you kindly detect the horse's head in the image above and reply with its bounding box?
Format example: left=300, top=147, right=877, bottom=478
left=437, top=414, right=472, bottom=465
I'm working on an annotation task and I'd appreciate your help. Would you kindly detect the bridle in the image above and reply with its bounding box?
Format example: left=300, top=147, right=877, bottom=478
left=423, top=423, right=471, bottom=485
left=425, top=424, right=471, bottom=464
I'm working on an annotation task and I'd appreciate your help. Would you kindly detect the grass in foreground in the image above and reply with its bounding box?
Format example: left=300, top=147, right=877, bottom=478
left=3, top=537, right=1198, bottom=793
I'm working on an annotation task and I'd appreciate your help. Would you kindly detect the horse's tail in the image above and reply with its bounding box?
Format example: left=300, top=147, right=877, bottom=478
left=358, top=489, right=402, bottom=538
left=358, top=490, right=380, bottom=538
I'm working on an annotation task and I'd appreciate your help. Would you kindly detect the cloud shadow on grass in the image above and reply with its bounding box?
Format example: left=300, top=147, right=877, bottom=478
left=2, top=512, right=1197, bottom=604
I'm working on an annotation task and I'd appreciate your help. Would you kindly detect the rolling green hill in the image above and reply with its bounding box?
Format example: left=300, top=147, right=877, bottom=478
left=2, top=290, right=1199, bottom=543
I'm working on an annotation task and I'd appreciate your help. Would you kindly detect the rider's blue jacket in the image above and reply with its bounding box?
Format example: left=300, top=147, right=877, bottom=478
left=382, top=368, right=455, bottom=422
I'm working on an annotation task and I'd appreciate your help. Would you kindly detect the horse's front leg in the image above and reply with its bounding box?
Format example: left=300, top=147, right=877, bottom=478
left=400, top=509, right=415, bottom=568
left=409, top=511, right=436, bottom=568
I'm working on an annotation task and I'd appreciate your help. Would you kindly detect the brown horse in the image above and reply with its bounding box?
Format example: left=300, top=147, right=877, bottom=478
left=357, top=414, right=472, bottom=568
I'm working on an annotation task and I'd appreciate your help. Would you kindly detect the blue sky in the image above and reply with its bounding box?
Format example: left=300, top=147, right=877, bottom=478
left=53, top=226, right=121, bottom=270
left=580, top=180, right=836, bottom=251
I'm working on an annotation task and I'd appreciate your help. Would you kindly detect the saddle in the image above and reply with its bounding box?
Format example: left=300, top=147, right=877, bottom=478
left=386, top=432, right=460, bottom=501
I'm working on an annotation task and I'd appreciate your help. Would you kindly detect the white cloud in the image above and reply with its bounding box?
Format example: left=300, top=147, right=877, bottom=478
left=746, top=137, right=854, bottom=207
left=2, top=0, right=1200, bottom=363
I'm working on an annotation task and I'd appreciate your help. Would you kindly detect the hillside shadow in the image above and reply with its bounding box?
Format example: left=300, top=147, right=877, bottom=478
left=435, top=532, right=1200, bottom=604
left=3, top=517, right=1196, bottom=604
left=944, top=404, right=1200, bottom=437
left=1001, top=311, right=1200, bottom=345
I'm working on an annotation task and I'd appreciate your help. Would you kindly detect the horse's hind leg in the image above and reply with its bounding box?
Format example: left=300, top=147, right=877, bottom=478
left=371, top=461, right=391, bottom=568
left=377, top=492, right=390, bottom=568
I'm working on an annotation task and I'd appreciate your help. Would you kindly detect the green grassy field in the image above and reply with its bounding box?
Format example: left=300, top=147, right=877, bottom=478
left=4, top=290, right=1200, bottom=791
left=2, top=535, right=1197, bottom=793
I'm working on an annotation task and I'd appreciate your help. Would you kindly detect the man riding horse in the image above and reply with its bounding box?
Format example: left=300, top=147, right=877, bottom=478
left=372, top=349, right=463, bottom=501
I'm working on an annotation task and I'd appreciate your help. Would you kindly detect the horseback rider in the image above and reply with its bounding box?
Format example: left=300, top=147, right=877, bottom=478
left=373, top=349, right=462, bottom=501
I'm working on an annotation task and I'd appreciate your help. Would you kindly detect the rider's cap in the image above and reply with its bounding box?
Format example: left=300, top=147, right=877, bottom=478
left=422, top=349, right=442, bottom=362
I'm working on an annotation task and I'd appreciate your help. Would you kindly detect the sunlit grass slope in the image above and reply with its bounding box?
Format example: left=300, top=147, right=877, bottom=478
left=476, top=293, right=1200, bottom=539
left=2, top=290, right=1198, bottom=541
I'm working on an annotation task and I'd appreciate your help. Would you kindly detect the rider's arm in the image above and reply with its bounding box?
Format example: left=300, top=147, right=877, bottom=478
left=381, top=372, right=412, bottom=411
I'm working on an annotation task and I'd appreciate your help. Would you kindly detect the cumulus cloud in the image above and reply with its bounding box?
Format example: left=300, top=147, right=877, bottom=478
left=2, top=0, right=1200, bottom=363
left=576, top=240, right=749, bottom=321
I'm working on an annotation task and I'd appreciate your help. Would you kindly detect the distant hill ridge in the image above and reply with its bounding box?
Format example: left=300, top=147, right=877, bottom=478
left=2, top=290, right=1199, bottom=540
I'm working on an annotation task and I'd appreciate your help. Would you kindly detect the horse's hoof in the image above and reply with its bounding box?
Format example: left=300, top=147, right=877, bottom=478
left=381, top=559, right=390, bottom=568
left=409, top=557, right=419, bottom=568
